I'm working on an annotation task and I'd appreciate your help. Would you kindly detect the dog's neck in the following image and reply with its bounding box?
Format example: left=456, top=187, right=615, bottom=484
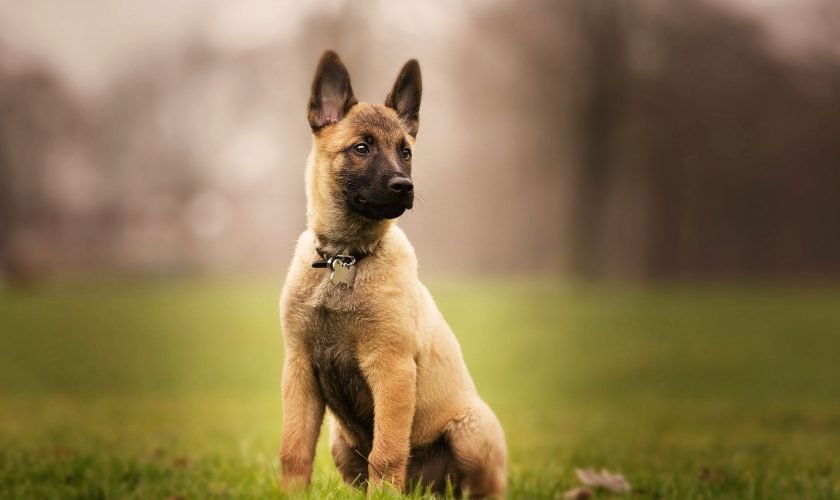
left=310, top=211, right=392, bottom=257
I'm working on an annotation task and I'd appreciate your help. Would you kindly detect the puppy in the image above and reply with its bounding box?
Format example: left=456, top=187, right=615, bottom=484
left=279, top=50, right=507, bottom=497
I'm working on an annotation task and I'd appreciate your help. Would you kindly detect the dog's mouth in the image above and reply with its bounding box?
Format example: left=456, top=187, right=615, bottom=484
left=351, top=196, right=411, bottom=220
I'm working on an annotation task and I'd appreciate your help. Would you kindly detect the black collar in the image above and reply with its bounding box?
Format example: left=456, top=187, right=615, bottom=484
left=311, top=248, right=368, bottom=269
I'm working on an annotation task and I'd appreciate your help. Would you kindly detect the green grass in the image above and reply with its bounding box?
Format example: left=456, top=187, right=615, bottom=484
left=1, top=279, right=839, bottom=498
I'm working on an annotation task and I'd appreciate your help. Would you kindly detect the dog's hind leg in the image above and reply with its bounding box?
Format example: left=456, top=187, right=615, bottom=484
left=406, top=437, right=459, bottom=495
left=329, top=422, right=369, bottom=488
left=445, top=399, right=507, bottom=498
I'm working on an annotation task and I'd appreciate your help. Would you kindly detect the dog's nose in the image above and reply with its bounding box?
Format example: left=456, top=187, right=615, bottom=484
left=388, top=177, right=414, bottom=195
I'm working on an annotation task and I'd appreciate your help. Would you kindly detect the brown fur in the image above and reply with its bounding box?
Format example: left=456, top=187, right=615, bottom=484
left=279, top=52, right=507, bottom=497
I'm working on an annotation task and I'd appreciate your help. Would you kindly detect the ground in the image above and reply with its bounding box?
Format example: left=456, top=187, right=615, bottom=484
left=0, top=279, right=838, bottom=499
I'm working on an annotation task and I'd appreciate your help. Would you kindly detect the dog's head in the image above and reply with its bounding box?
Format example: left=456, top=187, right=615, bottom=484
left=306, top=51, right=421, bottom=222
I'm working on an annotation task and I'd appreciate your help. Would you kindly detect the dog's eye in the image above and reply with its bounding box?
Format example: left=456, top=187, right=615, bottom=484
left=402, top=148, right=412, bottom=160
left=353, top=143, right=370, bottom=155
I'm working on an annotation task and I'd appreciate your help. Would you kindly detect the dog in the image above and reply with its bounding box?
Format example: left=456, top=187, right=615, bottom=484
left=279, top=50, right=507, bottom=497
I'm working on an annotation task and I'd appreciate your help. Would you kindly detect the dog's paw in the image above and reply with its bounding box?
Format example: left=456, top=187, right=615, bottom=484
left=366, top=455, right=407, bottom=494
left=279, top=473, right=310, bottom=493
left=366, top=478, right=404, bottom=497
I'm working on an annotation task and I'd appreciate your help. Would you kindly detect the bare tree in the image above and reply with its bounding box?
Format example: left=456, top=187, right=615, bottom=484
left=568, top=0, right=632, bottom=279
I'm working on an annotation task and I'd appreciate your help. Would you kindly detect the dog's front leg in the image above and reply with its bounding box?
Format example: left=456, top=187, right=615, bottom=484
left=360, top=349, right=417, bottom=492
left=279, top=348, right=325, bottom=491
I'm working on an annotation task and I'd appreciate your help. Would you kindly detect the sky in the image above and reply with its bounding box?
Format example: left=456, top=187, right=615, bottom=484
left=0, top=0, right=462, bottom=98
left=1, top=0, right=835, bottom=99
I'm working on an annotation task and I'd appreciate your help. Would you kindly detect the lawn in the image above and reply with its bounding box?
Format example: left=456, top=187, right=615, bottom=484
left=0, top=279, right=838, bottom=499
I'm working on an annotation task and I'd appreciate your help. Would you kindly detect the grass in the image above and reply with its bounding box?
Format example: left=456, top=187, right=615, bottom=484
left=0, top=278, right=839, bottom=498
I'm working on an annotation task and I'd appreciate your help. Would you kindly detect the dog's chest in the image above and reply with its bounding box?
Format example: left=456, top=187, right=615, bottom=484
left=307, top=306, right=375, bottom=450
left=297, top=267, right=367, bottom=312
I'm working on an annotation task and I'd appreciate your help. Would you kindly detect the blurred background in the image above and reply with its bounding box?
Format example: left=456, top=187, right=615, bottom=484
left=1, top=1, right=840, bottom=498
left=2, top=0, right=838, bottom=284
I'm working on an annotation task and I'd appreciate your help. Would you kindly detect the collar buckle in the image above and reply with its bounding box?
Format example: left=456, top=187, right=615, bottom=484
left=312, top=253, right=357, bottom=269
left=312, top=251, right=359, bottom=287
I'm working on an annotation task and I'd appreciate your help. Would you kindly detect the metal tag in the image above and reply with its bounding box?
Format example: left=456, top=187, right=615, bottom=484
left=329, top=258, right=357, bottom=286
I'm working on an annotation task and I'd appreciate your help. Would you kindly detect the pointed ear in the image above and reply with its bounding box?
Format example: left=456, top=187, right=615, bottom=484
left=385, top=59, right=422, bottom=137
left=308, top=51, right=357, bottom=131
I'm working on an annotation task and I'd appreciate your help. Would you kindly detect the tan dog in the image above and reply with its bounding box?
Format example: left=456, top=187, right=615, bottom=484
left=279, top=51, right=507, bottom=497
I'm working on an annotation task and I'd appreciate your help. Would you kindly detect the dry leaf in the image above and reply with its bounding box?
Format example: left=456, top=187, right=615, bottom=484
left=575, top=468, right=631, bottom=493
left=563, top=486, right=594, bottom=499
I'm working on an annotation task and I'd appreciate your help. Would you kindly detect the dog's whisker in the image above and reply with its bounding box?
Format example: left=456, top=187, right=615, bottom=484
left=353, top=448, right=384, bottom=479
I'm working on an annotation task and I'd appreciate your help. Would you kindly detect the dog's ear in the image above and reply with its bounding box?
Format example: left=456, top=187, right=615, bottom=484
left=308, top=51, right=357, bottom=131
left=385, top=60, right=422, bottom=137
